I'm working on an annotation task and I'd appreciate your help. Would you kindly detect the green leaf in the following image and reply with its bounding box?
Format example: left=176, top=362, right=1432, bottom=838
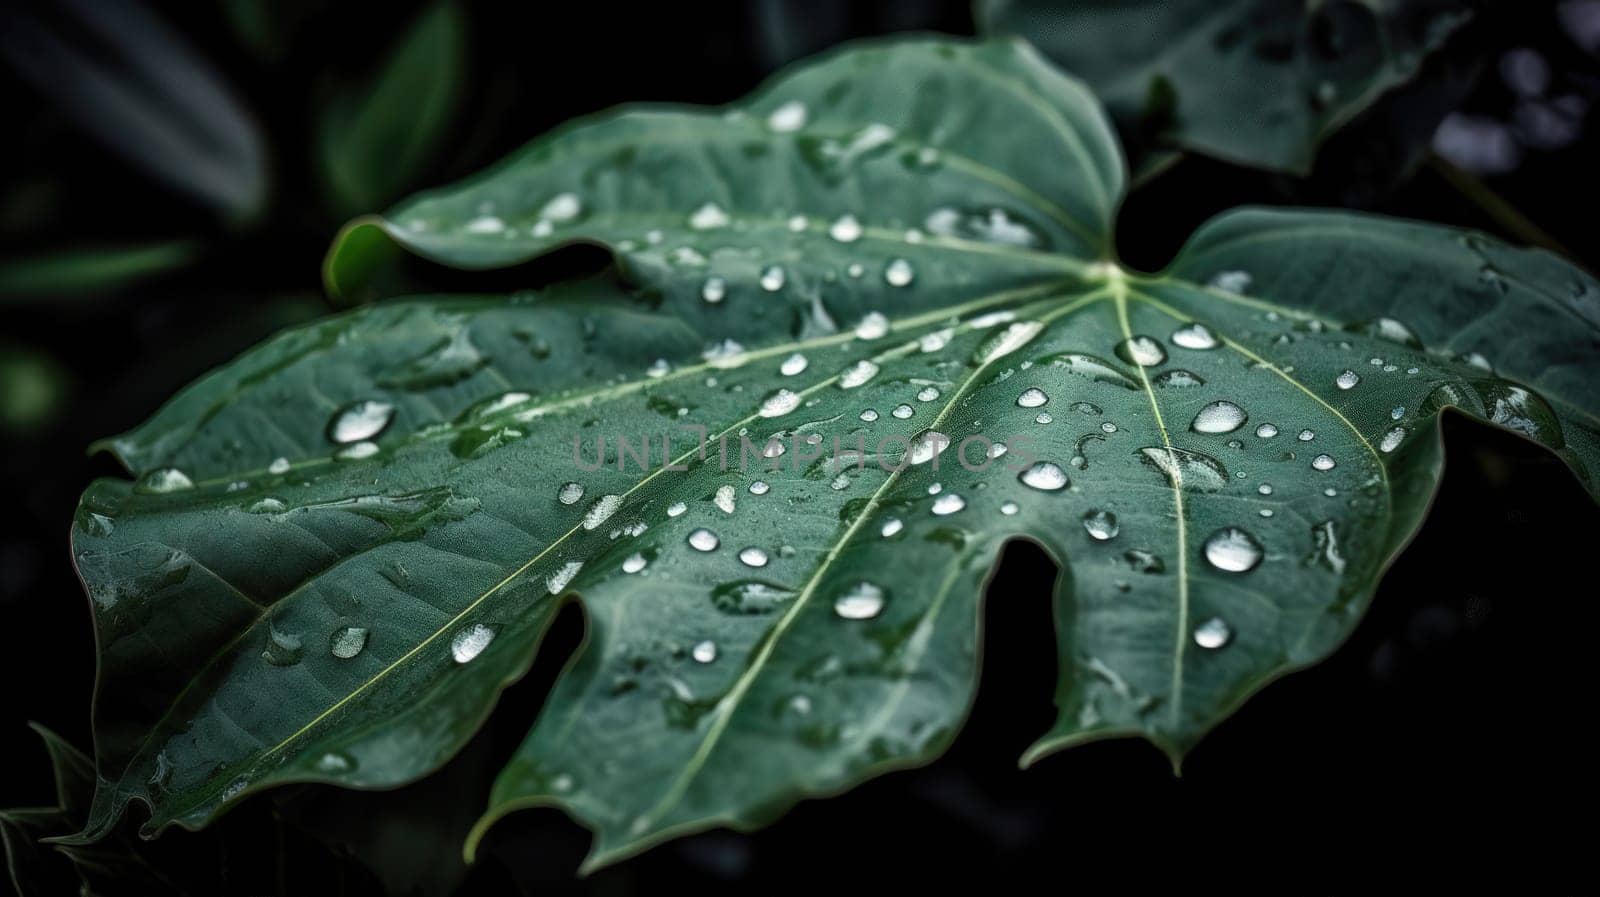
left=72, top=36, right=1598, bottom=875
left=317, top=1, right=466, bottom=217
left=976, top=0, right=1476, bottom=175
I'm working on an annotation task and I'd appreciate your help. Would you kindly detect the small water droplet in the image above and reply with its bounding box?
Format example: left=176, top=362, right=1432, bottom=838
left=688, top=528, right=720, bottom=551
left=1255, top=423, right=1278, bottom=438
left=1035, top=412, right=1053, bottom=424
left=749, top=480, right=770, bottom=495
left=329, top=626, right=369, bottom=659
left=760, top=265, right=786, bottom=292
left=701, top=277, right=727, bottom=303
left=546, top=561, right=583, bottom=594
left=881, top=517, right=904, bottom=537
left=1380, top=427, right=1406, bottom=453
left=884, top=258, right=915, bottom=287
left=759, top=388, right=801, bottom=418
left=1202, top=527, right=1263, bottom=573
left=829, top=214, right=863, bottom=243
left=1082, top=509, right=1119, bottom=541
left=1191, top=401, right=1248, bottom=434
left=328, top=400, right=395, bottom=444
left=780, top=353, right=808, bottom=376
left=689, top=202, right=729, bottom=230
left=1017, top=387, right=1048, bottom=408
left=738, top=546, right=769, bottom=567
left=855, top=311, right=889, bottom=340
left=558, top=482, right=585, bottom=505
left=1000, top=501, right=1020, bottom=515
left=906, top=429, right=951, bottom=465
left=714, top=485, right=737, bottom=514
left=839, top=360, right=880, bottom=389
left=1194, top=617, right=1232, bottom=649
left=1019, top=461, right=1069, bottom=492
left=1298, top=429, right=1316, bottom=442
left=834, top=582, right=886, bottom=620
left=583, top=495, right=623, bottom=530
left=1311, top=453, right=1336, bottom=471
left=1114, top=335, right=1167, bottom=367
left=137, top=467, right=194, bottom=494
left=916, top=386, right=940, bottom=402
left=1171, top=322, right=1219, bottom=350
left=667, top=501, right=688, bottom=518
left=892, top=404, right=914, bottom=419
left=451, top=623, right=496, bottom=663
left=859, top=408, right=879, bottom=422
left=1335, top=370, right=1361, bottom=390
left=1258, top=483, right=1274, bottom=495
left=767, top=99, right=807, bottom=132
left=1208, top=270, right=1252, bottom=294
left=623, top=552, right=648, bottom=573
left=692, top=640, right=718, bottom=663
left=931, top=493, right=966, bottom=515
left=268, top=457, right=291, bottom=475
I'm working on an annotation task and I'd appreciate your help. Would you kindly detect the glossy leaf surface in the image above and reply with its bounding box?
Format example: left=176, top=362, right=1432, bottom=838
left=72, top=37, right=1598, bottom=870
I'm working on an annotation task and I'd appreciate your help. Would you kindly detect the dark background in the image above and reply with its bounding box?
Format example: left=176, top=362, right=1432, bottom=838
left=1, top=1, right=1596, bottom=892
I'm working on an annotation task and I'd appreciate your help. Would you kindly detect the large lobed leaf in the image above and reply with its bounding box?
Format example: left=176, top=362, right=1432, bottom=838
left=70, top=36, right=1598, bottom=870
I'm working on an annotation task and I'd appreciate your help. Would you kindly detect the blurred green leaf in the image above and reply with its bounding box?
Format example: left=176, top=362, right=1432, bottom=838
left=0, top=241, right=199, bottom=303
left=318, top=2, right=466, bottom=217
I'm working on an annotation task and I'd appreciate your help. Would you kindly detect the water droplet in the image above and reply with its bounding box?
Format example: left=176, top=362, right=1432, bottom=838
left=892, top=404, right=914, bottom=419
left=1391, top=406, right=1406, bottom=420
left=328, top=400, right=396, bottom=445
left=667, top=501, right=688, bottom=518
left=583, top=495, right=623, bottom=530
left=749, top=480, right=770, bottom=495
left=622, top=552, right=648, bottom=574
left=1208, top=270, right=1251, bottom=294
left=988, top=442, right=1008, bottom=459
left=1297, top=429, right=1316, bottom=442
left=1191, top=400, right=1248, bottom=434
left=780, top=353, right=808, bottom=376
left=465, top=215, right=504, bottom=234
left=829, top=214, right=863, bottom=243
left=646, top=358, right=672, bottom=378
left=451, top=623, right=496, bottom=662
left=1335, top=370, right=1361, bottom=390
left=688, top=528, right=720, bottom=551
left=854, top=311, right=889, bottom=340
left=973, top=321, right=1044, bottom=364
left=1082, top=509, right=1119, bottom=541
left=1255, top=423, right=1279, bottom=438
left=692, top=640, right=718, bottom=663
left=1019, top=461, right=1069, bottom=491
left=1194, top=617, right=1233, bottom=649
left=137, top=467, right=194, bottom=494
left=1152, top=369, right=1205, bottom=389
left=1171, top=322, right=1219, bottom=350
left=767, top=100, right=807, bottom=132
left=1138, top=446, right=1230, bottom=492
left=760, top=265, right=786, bottom=292
left=1124, top=548, right=1165, bottom=573
left=839, top=360, right=880, bottom=389
left=329, top=626, right=368, bottom=659
left=759, top=388, right=801, bottom=418
left=1202, top=527, right=1263, bottom=573
left=1035, top=412, right=1053, bottom=424
left=558, top=482, right=585, bottom=505
left=834, top=582, right=886, bottom=620
left=881, top=517, right=904, bottom=537
left=689, top=202, right=729, bottom=230
left=1040, top=353, right=1140, bottom=390
left=916, top=386, right=940, bottom=402
left=714, top=485, right=737, bottom=514
left=268, top=457, right=291, bottom=475
left=1017, top=387, right=1048, bottom=408
left=314, top=752, right=354, bottom=774
left=1311, top=453, right=1336, bottom=471
left=931, top=493, right=966, bottom=515
left=859, top=408, right=879, bottom=422
left=739, top=546, right=770, bottom=567
left=1258, top=483, right=1274, bottom=495
left=884, top=258, right=915, bottom=287
left=1380, top=427, right=1407, bottom=453
left=546, top=561, right=583, bottom=595
left=1000, top=501, right=1020, bottom=516
left=923, top=206, right=1046, bottom=248
left=336, top=441, right=379, bottom=460
left=701, top=277, right=727, bottom=303
left=1114, top=336, right=1167, bottom=367
left=906, top=429, right=951, bottom=465
left=262, top=623, right=304, bottom=666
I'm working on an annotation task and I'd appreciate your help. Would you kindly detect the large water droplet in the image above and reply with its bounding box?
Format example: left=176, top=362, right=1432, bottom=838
left=451, top=623, right=495, bottom=662
left=839, top=360, right=880, bottom=389
left=1380, top=426, right=1407, bottom=453
left=329, top=626, right=368, bottom=659
left=1191, top=401, right=1248, bottom=434
left=582, top=495, right=623, bottom=530
left=329, top=400, right=395, bottom=444
left=1311, top=453, right=1336, bottom=471
left=780, top=353, right=808, bottom=376
left=622, top=552, right=648, bottom=574
left=1040, top=352, right=1140, bottom=390
left=714, top=485, right=737, bottom=514
left=855, top=311, right=889, bottom=340
left=262, top=623, right=303, bottom=666
left=829, top=214, right=863, bottom=243
left=1016, top=387, right=1048, bottom=408
left=1082, top=509, right=1119, bottom=541
left=1202, top=527, right=1263, bottom=573
left=931, top=493, right=966, bottom=515
left=1335, top=370, right=1361, bottom=390
left=1138, top=446, right=1230, bottom=491
left=1255, top=423, right=1278, bottom=438
left=137, top=468, right=194, bottom=494
left=973, top=321, right=1044, bottom=364
left=688, top=528, right=720, bottom=551
left=906, top=430, right=951, bottom=465
left=1018, top=461, right=1069, bottom=491
left=892, top=404, right=914, bottom=419
left=558, top=482, right=585, bottom=505
left=881, top=517, right=904, bottom=537
left=834, top=582, right=886, bottom=620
